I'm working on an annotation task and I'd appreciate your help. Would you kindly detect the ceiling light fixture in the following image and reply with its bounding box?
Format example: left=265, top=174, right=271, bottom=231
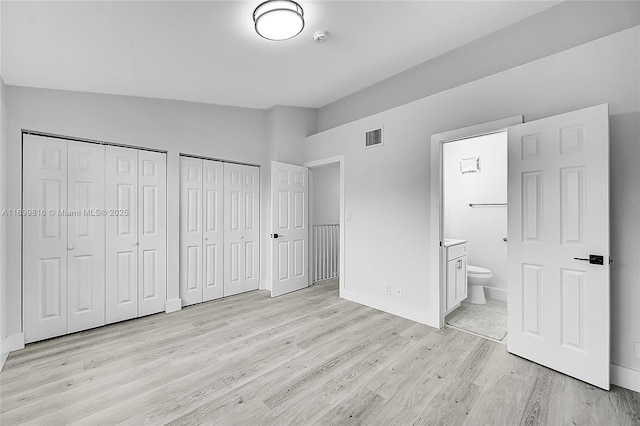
left=253, top=0, right=304, bottom=41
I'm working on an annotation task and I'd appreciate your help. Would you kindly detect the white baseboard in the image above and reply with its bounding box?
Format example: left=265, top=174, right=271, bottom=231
left=341, top=289, right=439, bottom=328
left=484, top=286, right=507, bottom=301
left=611, top=363, right=640, bottom=393
left=7, top=333, right=25, bottom=352
left=165, top=298, right=182, bottom=313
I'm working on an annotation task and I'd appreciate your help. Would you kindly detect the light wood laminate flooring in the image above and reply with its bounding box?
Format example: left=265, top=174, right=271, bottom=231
left=1, top=279, right=638, bottom=425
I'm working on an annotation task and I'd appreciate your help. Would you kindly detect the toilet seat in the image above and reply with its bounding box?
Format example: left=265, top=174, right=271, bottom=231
left=468, top=265, right=491, bottom=275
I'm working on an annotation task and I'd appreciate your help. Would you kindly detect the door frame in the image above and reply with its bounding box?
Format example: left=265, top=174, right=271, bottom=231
left=429, top=116, right=522, bottom=328
left=304, top=155, right=345, bottom=298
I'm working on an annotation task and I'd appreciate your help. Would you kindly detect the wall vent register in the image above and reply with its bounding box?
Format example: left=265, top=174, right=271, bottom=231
left=365, top=127, right=383, bottom=148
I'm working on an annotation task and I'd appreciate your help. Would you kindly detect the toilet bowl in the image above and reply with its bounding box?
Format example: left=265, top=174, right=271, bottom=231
left=467, top=265, right=492, bottom=304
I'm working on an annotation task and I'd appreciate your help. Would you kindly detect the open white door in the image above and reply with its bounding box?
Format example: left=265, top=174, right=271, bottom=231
left=271, top=161, right=309, bottom=297
left=508, top=104, right=610, bottom=389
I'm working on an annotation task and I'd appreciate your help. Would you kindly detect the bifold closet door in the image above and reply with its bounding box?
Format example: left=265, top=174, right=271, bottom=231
left=66, top=141, right=106, bottom=333
left=106, top=147, right=167, bottom=322
left=179, top=158, right=223, bottom=306
left=223, top=163, right=259, bottom=297
left=106, top=146, right=139, bottom=323
left=137, top=150, right=167, bottom=316
left=23, top=135, right=69, bottom=342
left=23, top=135, right=106, bottom=342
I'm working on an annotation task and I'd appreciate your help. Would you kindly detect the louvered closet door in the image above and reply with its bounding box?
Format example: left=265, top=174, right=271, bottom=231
left=180, top=157, right=203, bottom=306
left=106, top=146, right=139, bottom=323
left=202, top=160, right=224, bottom=302
left=223, top=163, right=259, bottom=297
left=67, top=141, right=106, bottom=333
left=23, top=135, right=69, bottom=343
left=138, top=150, right=167, bottom=316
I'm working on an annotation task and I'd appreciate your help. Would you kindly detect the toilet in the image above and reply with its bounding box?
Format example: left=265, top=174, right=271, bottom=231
left=467, top=265, right=492, bottom=304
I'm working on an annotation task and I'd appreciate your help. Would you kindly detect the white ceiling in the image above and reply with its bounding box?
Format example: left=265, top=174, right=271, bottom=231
left=1, top=1, right=560, bottom=110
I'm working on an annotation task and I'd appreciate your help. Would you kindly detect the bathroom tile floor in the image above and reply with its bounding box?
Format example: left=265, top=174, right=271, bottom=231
left=446, top=298, right=508, bottom=344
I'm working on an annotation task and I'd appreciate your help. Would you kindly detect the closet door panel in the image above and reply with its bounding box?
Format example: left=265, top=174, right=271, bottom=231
left=138, top=150, right=167, bottom=316
left=223, top=163, right=259, bottom=297
left=23, top=135, right=69, bottom=343
left=67, top=141, right=106, bottom=333
left=223, top=163, right=245, bottom=297
left=242, top=166, right=260, bottom=292
left=106, top=146, right=138, bottom=323
left=180, top=157, right=203, bottom=306
left=202, top=160, right=224, bottom=301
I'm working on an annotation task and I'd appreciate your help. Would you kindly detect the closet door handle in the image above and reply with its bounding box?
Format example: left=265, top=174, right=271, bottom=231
left=133, top=242, right=139, bottom=246
left=67, top=246, right=74, bottom=251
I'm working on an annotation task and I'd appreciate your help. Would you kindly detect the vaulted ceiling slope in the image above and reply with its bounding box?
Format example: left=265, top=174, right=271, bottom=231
left=2, top=1, right=561, bottom=110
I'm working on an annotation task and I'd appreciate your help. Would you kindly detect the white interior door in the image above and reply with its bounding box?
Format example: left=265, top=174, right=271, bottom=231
left=271, top=161, right=308, bottom=297
left=137, top=150, right=167, bottom=316
left=223, top=163, right=259, bottom=297
left=508, top=104, right=610, bottom=389
left=202, top=159, right=224, bottom=302
left=179, top=157, right=203, bottom=306
left=23, top=135, right=68, bottom=343
left=105, top=146, right=138, bottom=323
left=67, top=141, right=106, bottom=333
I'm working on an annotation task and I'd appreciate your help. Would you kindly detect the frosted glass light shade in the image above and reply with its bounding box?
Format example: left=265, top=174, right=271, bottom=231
left=253, top=0, right=304, bottom=41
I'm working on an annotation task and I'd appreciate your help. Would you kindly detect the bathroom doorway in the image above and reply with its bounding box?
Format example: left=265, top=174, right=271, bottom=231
left=441, top=131, right=509, bottom=343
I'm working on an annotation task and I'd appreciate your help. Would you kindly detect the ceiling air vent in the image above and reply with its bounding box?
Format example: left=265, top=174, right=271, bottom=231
left=365, top=127, right=383, bottom=148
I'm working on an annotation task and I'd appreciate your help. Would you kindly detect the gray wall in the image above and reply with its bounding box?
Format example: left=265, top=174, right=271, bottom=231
left=317, top=1, right=640, bottom=132
left=312, top=165, right=340, bottom=225
left=306, top=26, right=640, bottom=373
left=0, top=78, right=7, bottom=366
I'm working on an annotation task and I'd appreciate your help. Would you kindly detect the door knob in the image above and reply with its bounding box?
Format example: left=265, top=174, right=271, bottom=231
left=240, top=235, right=244, bottom=239
left=204, top=237, right=208, bottom=241
left=271, top=233, right=279, bottom=239
left=134, top=242, right=139, bottom=246
left=67, top=246, right=74, bottom=251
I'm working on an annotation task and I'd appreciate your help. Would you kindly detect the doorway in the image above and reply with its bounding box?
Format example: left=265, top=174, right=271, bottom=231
left=305, top=156, right=345, bottom=297
left=441, top=131, right=509, bottom=343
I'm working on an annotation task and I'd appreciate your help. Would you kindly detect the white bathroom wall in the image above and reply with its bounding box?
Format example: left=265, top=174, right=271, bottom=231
left=443, top=132, right=508, bottom=299
left=312, top=164, right=340, bottom=225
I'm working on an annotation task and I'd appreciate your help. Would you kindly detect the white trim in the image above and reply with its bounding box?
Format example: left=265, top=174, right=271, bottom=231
left=342, top=289, right=438, bottom=327
left=6, top=333, right=25, bottom=352
left=304, top=155, right=345, bottom=299
left=165, top=298, right=182, bottom=313
left=430, top=115, right=523, bottom=328
left=610, top=364, right=640, bottom=393
left=1, top=352, right=7, bottom=371
left=484, top=286, right=508, bottom=302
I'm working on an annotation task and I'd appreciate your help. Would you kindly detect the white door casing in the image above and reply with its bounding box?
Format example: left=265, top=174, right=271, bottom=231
left=223, top=163, right=260, bottom=297
left=202, top=159, right=224, bottom=302
left=271, top=161, right=309, bottom=297
left=137, top=150, right=167, bottom=316
left=105, top=146, right=139, bottom=323
left=66, top=141, right=106, bottom=333
left=179, top=157, right=203, bottom=306
left=508, top=104, right=610, bottom=389
left=23, top=135, right=69, bottom=342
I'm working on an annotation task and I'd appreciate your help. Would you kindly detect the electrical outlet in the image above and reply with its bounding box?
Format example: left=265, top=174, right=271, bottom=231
left=385, top=285, right=391, bottom=295
left=635, top=342, right=640, bottom=361
left=395, top=287, right=402, bottom=296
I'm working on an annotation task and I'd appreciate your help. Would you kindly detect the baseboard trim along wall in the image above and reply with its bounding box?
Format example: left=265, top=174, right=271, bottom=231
left=341, top=289, right=438, bottom=328
left=611, top=364, right=640, bottom=393
left=165, top=298, right=182, bottom=313
left=7, top=333, right=25, bottom=352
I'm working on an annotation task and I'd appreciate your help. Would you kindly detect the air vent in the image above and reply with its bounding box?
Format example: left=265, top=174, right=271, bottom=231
left=365, top=127, right=383, bottom=148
